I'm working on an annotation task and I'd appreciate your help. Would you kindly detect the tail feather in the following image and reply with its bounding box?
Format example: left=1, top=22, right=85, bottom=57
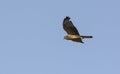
left=81, top=36, right=93, bottom=38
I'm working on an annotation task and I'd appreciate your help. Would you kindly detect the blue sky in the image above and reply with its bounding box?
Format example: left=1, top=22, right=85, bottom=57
left=0, top=0, right=120, bottom=74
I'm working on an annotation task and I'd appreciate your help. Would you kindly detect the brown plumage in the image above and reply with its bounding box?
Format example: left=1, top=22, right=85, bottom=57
left=63, top=16, right=93, bottom=43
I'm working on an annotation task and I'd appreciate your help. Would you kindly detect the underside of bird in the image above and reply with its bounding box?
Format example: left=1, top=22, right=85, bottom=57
left=64, top=34, right=93, bottom=43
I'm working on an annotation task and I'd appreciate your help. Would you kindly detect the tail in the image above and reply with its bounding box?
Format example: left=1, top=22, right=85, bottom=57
left=81, top=36, right=93, bottom=38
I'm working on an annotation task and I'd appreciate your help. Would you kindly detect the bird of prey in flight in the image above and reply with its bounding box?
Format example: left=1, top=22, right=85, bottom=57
left=63, top=16, right=93, bottom=43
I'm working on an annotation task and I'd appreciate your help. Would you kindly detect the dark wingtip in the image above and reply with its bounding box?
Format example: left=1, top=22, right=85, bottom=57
left=65, top=16, right=70, bottom=19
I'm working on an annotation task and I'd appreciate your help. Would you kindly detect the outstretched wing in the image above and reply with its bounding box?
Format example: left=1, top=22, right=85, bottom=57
left=63, top=16, right=80, bottom=35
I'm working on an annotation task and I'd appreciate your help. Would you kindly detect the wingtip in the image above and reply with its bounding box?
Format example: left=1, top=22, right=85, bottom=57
left=65, top=16, right=70, bottom=19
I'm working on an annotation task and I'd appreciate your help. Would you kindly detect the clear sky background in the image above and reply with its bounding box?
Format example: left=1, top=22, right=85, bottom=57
left=0, top=0, right=120, bottom=74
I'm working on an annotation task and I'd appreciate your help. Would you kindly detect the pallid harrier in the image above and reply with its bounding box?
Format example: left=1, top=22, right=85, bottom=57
left=63, top=16, right=93, bottom=43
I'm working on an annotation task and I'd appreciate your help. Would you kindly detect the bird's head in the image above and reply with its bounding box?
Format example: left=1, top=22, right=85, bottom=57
left=64, top=35, right=70, bottom=40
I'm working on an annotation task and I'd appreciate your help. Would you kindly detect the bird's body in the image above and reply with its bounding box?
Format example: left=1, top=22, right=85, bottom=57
left=64, top=35, right=84, bottom=43
left=63, top=16, right=93, bottom=43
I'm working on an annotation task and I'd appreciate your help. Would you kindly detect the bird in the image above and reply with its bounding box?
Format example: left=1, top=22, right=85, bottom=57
left=63, top=16, right=93, bottom=43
